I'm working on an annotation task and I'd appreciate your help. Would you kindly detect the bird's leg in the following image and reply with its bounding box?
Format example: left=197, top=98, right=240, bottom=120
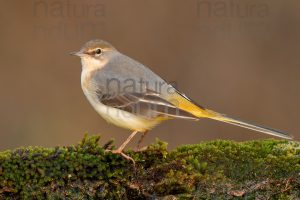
left=136, top=131, right=148, bottom=151
left=116, top=130, right=139, bottom=152
left=106, top=131, right=138, bottom=163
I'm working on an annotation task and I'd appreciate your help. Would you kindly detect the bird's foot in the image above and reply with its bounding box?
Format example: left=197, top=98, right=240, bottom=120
left=105, top=149, right=135, bottom=165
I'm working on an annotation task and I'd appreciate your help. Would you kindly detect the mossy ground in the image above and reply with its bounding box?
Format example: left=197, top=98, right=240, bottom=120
left=0, top=135, right=299, bottom=199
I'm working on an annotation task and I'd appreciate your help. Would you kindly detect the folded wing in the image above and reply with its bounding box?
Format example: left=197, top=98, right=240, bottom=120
left=97, top=89, right=199, bottom=121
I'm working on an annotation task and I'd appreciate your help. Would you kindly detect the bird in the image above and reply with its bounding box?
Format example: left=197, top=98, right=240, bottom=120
left=71, top=39, right=292, bottom=161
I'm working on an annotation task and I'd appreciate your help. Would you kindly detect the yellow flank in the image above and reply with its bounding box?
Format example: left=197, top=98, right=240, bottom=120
left=167, top=92, right=220, bottom=119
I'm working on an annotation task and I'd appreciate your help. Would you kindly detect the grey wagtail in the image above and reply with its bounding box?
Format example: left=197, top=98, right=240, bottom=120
left=71, top=39, right=292, bottom=160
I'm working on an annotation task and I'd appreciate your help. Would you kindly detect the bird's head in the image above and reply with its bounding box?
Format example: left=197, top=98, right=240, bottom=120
left=70, top=39, right=117, bottom=70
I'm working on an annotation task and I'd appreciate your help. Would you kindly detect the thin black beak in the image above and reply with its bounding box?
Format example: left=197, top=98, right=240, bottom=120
left=69, top=50, right=85, bottom=57
left=69, top=51, right=77, bottom=56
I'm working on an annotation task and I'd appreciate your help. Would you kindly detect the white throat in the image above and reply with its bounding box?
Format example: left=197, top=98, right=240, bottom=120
left=80, top=50, right=118, bottom=72
left=81, top=56, right=107, bottom=71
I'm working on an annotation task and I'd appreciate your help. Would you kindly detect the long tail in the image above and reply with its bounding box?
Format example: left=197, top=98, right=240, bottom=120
left=203, top=109, right=293, bottom=140
left=169, top=91, right=292, bottom=140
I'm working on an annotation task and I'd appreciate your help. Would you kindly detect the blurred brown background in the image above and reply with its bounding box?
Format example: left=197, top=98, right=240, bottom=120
left=0, top=0, right=299, bottom=150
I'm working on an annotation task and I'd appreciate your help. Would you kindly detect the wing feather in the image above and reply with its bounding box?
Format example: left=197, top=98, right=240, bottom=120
left=97, top=89, right=198, bottom=120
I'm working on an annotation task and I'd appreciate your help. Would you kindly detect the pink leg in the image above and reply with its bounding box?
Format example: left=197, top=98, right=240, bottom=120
left=106, top=131, right=139, bottom=164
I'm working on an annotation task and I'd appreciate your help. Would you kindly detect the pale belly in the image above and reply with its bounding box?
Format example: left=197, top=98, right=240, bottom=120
left=82, top=87, right=161, bottom=132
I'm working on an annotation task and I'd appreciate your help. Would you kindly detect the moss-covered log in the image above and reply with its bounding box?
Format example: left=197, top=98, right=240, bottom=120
left=0, top=135, right=299, bottom=199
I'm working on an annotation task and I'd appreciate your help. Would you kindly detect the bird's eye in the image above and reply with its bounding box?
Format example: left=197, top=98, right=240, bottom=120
left=95, top=48, right=102, bottom=55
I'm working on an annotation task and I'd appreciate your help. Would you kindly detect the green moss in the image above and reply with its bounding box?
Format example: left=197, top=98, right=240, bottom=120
left=0, top=135, right=299, bottom=199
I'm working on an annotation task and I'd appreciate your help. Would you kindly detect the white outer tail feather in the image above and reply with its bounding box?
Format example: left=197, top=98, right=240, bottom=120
left=207, top=114, right=293, bottom=140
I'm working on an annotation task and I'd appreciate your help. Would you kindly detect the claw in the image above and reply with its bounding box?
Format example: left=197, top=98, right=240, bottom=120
left=104, top=131, right=138, bottom=166
left=105, top=149, right=135, bottom=166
